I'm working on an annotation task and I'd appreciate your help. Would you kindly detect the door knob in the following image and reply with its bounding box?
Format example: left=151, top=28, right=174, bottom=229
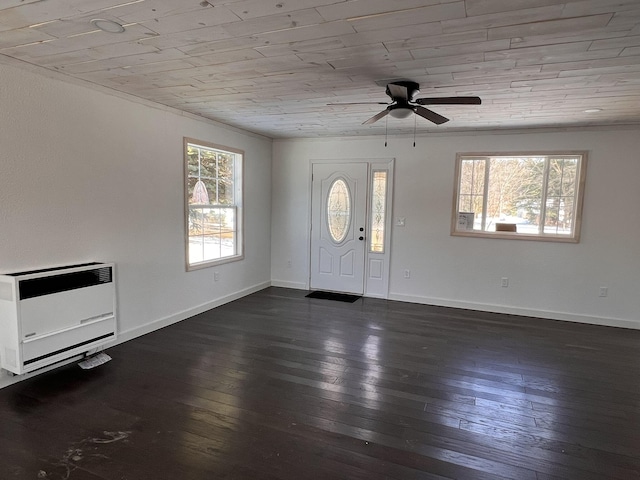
left=359, top=236, right=364, bottom=241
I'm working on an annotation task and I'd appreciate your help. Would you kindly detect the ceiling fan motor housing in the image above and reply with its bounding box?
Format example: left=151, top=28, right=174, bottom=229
left=385, top=81, right=420, bottom=101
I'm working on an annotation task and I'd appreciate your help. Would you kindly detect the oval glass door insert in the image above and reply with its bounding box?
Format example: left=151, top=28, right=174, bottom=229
left=327, top=178, right=351, bottom=243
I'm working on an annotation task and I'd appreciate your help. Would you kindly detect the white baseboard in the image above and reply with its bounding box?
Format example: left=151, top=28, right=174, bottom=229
left=116, top=281, right=271, bottom=344
left=270, top=280, right=308, bottom=290
left=0, top=281, right=271, bottom=390
left=388, top=293, right=640, bottom=330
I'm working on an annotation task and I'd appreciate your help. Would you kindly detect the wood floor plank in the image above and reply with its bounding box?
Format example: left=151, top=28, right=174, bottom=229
left=1, top=287, right=640, bottom=479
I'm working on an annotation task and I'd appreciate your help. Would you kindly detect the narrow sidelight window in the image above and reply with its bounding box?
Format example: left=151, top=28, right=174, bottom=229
left=370, top=171, right=387, bottom=253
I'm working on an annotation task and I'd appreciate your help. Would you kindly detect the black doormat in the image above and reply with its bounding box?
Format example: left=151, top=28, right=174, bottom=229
left=306, top=291, right=362, bottom=303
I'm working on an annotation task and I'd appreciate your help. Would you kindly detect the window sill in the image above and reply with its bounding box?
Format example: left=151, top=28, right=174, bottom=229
left=186, top=254, right=244, bottom=271
left=451, top=230, right=579, bottom=243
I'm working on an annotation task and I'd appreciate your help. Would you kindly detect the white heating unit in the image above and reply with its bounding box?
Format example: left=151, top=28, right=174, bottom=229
left=0, top=262, right=116, bottom=375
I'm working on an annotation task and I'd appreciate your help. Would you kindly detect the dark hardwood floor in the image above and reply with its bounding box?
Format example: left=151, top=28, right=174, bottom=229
left=1, top=287, right=640, bottom=479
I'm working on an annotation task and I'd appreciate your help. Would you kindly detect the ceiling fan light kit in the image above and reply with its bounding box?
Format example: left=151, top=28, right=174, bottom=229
left=389, top=108, right=413, bottom=119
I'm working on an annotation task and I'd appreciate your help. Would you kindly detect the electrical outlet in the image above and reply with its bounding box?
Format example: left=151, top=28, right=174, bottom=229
left=396, top=217, right=406, bottom=227
left=214, top=271, right=220, bottom=282
left=404, top=269, right=410, bottom=279
left=501, top=277, right=509, bottom=288
left=287, top=259, right=292, bottom=268
left=599, top=286, right=608, bottom=297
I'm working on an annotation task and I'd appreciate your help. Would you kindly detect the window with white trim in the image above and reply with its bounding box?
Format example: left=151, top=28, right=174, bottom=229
left=452, top=152, right=587, bottom=242
left=185, top=138, right=243, bottom=270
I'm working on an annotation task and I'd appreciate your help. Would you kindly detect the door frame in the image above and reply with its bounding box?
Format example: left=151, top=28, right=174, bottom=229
left=308, top=158, right=395, bottom=299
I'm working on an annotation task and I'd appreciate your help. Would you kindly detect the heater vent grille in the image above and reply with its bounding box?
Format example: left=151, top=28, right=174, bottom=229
left=19, top=267, right=112, bottom=300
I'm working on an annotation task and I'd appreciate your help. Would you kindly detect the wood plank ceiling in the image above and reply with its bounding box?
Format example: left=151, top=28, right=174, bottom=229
left=1, top=0, right=639, bottom=138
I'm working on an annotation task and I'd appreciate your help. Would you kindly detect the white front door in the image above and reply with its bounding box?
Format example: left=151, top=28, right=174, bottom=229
left=310, top=162, right=368, bottom=294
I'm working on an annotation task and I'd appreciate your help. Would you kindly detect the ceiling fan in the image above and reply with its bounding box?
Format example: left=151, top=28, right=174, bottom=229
left=331, top=81, right=481, bottom=125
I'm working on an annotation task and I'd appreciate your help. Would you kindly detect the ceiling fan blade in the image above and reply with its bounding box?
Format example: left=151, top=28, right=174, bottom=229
left=387, top=83, right=409, bottom=101
left=327, top=102, right=389, bottom=105
left=363, top=108, right=390, bottom=125
left=414, top=106, right=449, bottom=125
left=415, top=96, right=481, bottom=105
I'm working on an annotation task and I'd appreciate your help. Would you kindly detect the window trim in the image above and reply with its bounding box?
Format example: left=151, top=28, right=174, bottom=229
left=184, top=137, right=244, bottom=271
left=451, top=151, right=588, bottom=243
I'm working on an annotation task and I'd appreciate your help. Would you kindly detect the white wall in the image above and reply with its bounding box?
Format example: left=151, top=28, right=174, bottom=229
left=0, top=62, right=272, bottom=386
left=272, top=128, right=640, bottom=329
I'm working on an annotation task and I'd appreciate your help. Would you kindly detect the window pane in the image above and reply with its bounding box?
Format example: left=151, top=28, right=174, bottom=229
left=559, top=198, right=575, bottom=234
left=544, top=197, right=574, bottom=235
left=562, top=158, right=578, bottom=196
left=547, top=158, right=564, bottom=197
left=188, top=207, right=204, bottom=236
left=187, top=177, right=199, bottom=203
left=545, top=157, right=578, bottom=235
left=201, top=209, right=221, bottom=235
left=458, top=158, right=485, bottom=230
left=188, top=236, right=205, bottom=264
left=220, top=207, right=235, bottom=232
left=199, top=151, right=214, bottom=177
left=203, top=179, right=216, bottom=204
left=189, top=178, right=214, bottom=205
left=370, top=171, right=387, bottom=253
left=515, top=157, right=545, bottom=234
left=546, top=157, right=578, bottom=197
left=186, top=147, right=199, bottom=176
left=201, top=234, right=222, bottom=261
left=218, top=231, right=236, bottom=258
left=486, top=157, right=518, bottom=230
left=459, top=159, right=485, bottom=195
left=218, top=152, right=234, bottom=174
left=218, top=179, right=234, bottom=205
